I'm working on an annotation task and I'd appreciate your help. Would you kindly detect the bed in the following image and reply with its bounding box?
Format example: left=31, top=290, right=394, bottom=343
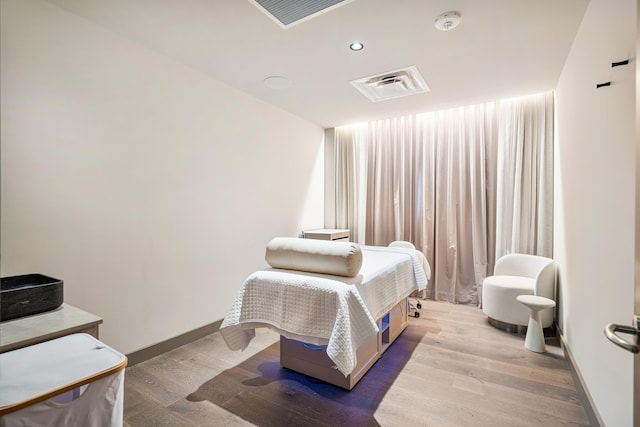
left=220, top=238, right=430, bottom=390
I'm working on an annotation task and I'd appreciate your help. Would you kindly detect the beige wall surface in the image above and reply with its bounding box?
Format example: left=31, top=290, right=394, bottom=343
left=0, top=0, right=324, bottom=354
left=554, top=0, right=636, bottom=425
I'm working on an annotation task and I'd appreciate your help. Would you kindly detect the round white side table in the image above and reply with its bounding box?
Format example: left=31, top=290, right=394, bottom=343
left=516, top=295, right=556, bottom=353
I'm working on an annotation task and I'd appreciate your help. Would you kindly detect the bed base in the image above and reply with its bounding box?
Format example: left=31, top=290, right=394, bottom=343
left=279, top=297, right=409, bottom=390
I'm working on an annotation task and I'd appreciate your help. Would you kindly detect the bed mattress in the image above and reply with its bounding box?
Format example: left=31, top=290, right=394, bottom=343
left=220, top=246, right=428, bottom=376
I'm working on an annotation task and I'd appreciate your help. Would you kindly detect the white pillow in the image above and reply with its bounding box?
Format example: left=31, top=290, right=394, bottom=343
left=265, top=237, right=363, bottom=277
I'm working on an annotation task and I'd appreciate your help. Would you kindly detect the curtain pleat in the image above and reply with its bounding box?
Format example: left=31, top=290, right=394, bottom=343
left=496, top=92, right=554, bottom=258
left=334, top=92, right=553, bottom=304
left=335, top=125, right=367, bottom=243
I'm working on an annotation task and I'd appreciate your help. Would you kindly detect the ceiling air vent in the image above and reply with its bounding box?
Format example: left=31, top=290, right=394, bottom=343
left=350, top=65, right=430, bottom=102
left=249, top=0, right=355, bottom=29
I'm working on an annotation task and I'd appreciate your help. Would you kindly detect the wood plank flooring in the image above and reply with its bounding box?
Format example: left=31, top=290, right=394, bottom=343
left=123, top=300, right=596, bottom=426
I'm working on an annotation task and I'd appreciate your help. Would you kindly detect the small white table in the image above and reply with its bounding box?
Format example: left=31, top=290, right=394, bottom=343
left=516, top=295, right=556, bottom=353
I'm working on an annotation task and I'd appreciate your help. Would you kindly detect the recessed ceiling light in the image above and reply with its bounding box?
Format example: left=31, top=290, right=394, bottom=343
left=264, top=76, right=291, bottom=89
left=349, top=41, right=364, bottom=51
left=435, top=11, right=461, bottom=31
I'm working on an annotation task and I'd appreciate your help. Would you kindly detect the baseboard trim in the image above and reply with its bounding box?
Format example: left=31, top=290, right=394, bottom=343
left=126, top=319, right=223, bottom=367
left=559, top=331, right=604, bottom=427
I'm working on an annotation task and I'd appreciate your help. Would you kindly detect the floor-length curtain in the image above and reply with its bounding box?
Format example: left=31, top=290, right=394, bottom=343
left=495, top=92, right=554, bottom=258
left=334, top=92, right=553, bottom=304
left=335, top=124, right=368, bottom=243
left=422, top=105, right=497, bottom=303
left=364, top=116, right=417, bottom=246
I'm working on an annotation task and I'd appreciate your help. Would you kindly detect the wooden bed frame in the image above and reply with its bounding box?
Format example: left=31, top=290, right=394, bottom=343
left=279, top=297, right=409, bottom=390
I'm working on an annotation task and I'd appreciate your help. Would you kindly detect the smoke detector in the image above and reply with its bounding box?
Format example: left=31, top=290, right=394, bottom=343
left=349, top=66, right=430, bottom=102
left=435, top=11, right=461, bottom=31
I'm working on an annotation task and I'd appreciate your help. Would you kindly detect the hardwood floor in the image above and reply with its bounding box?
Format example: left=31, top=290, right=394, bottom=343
left=123, top=300, right=596, bottom=426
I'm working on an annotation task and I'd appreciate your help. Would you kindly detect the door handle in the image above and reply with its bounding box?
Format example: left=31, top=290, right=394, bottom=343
left=604, top=323, right=640, bottom=353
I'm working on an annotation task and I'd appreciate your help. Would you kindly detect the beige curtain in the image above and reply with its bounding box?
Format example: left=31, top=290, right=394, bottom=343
left=335, top=124, right=368, bottom=243
left=495, top=92, right=554, bottom=258
left=335, top=92, right=553, bottom=304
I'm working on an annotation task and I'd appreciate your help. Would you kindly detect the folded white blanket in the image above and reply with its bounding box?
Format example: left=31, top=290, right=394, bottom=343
left=220, top=246, right=429, bottom=376
left=220, top=270, right=377, bottom=376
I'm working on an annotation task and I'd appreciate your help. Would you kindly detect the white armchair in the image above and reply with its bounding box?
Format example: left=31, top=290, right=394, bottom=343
left=388, top=240, right=415, bottom=250
left=388, top=240, right=430, bottom=301
left=482, top=254, right=556, bottom=329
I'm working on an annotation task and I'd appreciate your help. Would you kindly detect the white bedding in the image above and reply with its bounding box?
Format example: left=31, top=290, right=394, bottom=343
left=219, top=246, right=429, bottom=376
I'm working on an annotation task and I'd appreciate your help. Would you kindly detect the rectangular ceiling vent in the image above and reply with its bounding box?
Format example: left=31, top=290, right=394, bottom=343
left=249, top=0, right=355, bottom=29
left=350, top=66, right=430, bottom=102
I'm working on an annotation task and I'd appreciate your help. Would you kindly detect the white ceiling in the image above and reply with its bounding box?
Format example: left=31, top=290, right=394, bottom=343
left=46, top=0, right=589, bottom=128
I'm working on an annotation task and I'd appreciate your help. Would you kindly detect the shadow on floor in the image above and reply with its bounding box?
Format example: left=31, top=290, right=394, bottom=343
left=187, top=325, right=429, bottom=427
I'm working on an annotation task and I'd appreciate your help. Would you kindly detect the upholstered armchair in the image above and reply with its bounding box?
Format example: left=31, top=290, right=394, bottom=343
left=388, top=240, right=430, bottom=300
left=482, top=254, right=556, bottom=329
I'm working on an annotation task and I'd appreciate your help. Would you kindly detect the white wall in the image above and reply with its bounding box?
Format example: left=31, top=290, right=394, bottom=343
left=0, top=0, right=324, bottom=354
left=554, top=0, right=636, bottom=425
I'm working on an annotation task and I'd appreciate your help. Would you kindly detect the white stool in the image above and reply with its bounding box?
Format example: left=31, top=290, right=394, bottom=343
left=516, top=295, right=556, bottom=353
